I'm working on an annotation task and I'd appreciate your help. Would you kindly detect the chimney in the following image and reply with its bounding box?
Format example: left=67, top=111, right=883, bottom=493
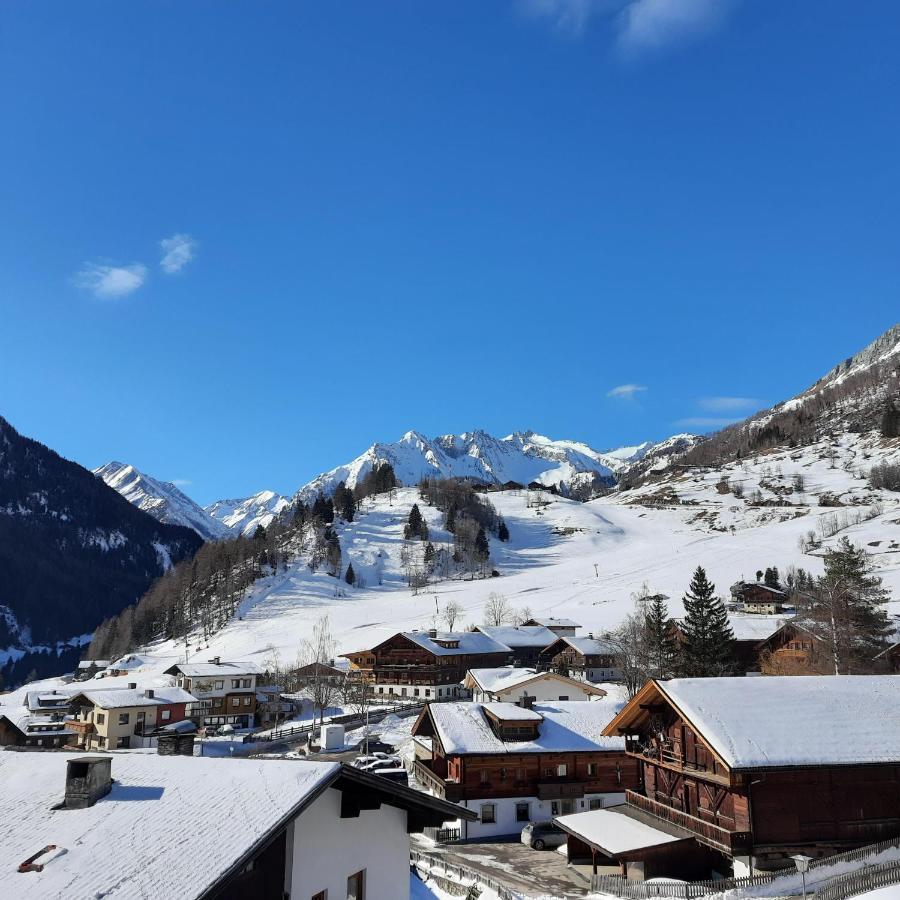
left=518, top=695, right=535, bottom=710
left=145, top=689, right=154, bottom=698
left=588, top=632, right=594, bottom=640
left=209, top=656, right=221, bottom=665
left=128, top=682, right=137, bottom=690
left=428, top=629, right=438, bottom=639
left=65, top=756, right=112, bottom=809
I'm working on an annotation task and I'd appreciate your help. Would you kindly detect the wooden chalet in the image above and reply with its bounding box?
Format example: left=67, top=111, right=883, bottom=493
left=411, top=699, right=639, bottom=839
left=730, top=581, right=788, bottom=614
left=756, top=620, right=829, bottom=675
left=343, top=629, right=511, bottom=700
left=475, top=624, right=557, bottom=666
left=601, top=676, right=900, bottom=879
left=538, top=635, right=623, bottom=683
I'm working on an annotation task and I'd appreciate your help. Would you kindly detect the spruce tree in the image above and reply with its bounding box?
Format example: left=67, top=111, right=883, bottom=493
left=800, top=538, right=890, bottom=673
left=405, top=504, right=425, bottom=540
left=345, top=562, right=356, bottom=586
left=474, top=526, right=490, bottom=561
left=497, top=519, right=510, bottom=542
left=445, top=505, right=457, bottom=534
left=680, top=567, right=734, bottom=677
left=645, top=594, right=676, bottom=679
left=764, top=567, right=780, bottom=588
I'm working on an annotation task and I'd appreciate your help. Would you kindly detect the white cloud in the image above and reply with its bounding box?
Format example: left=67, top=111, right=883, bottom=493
left=518, top=0, right=738, bottom=53
left=517, top=0, right=614, bottom=36
left=75, top=262, right=147, bottom=299
left=170, top=479, right=192, bottom=487
left=607, top=383, right=647, bottom=399
left=617, top=0, right=737, bottom=55
left=159, top=233, right=196, bottom=274
left=698, top=396, right=759, bottom=412
left=675, top=416, right=740, bottom=429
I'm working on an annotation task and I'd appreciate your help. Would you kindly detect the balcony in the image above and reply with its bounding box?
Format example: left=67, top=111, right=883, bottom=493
left=537, top=780, right=587, bottom=801
left=625, top=739, right=729, bottom=785
left=413, top=759, right=463, bottom=802
left=68, top=720, right=95, bottom=736
left=625, top=790, right=752, bottom=855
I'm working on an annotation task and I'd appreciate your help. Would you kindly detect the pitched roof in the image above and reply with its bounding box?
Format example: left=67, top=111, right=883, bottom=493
left=477, top=625, right=557, bottom=648
left=422, top=700, right=626, bottom=756
left=164, top=662, right=261, bottom=677
left=71, top=687, right=196, bottom=709
left=0, top=754, right=474, bottom=900
left=555, top=805, right=693, bottom=856
left=647, top=676, right=900, bottom=770
left=482, top=702, right=543, bottom=722
left=399, top=630, right=511, bottom=657
left=526, top=617, right=580, bottom=628
left=464, top=667, right=606, bottom=697
left=725, top=614, right=790, bottom=642
left=547, top=636, right=620, bottom=656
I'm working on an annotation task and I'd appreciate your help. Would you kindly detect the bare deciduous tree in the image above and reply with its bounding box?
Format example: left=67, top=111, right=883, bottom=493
left=482, top=592, right=512, bottom=626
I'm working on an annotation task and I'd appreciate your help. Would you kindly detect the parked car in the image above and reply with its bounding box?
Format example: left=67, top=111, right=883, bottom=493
left=351, top=753, right=392, bottom=768
left=357, top=739, right=395, bottom=755
left=358, top=757, right=402, bottom=774
left=521, top=821, right=567, bottom=851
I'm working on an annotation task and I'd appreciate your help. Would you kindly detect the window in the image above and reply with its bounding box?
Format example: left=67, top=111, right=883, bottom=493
left=116, top=736, right=131, bottom=749
left=589, top=798, right=604, bottom=810
left=347, top=869, right=365, bottom=900
left=515, top=802, right=530, bottom=822
left=137, top=711, right=146, bottom=721
left=587, top=762, right=597, bottom=776
left=480, top=769, right=489, bottom=785
left=161, top=710, right=171, bottom=721
left=244, top=697, right=252, bottom=706
left=242, top=678, right=252, bottom=688
left=425, top=689, right=431, bottom=697
left=414, top=688, right=420, bottom=697
left=312, top=891, right=328, bottom=900
left=232, top=679, right=240, bottom=689
left=118, top=713, right=130, bottom=725
left=96, top=713, right=105, bottom=725
left=232, top=698, right=240, bottom=707
left=557, top=764, right=567, bottom=777
left=480, top=803, right=496, bottom=824
left=214, top=680, right=224, bottom=690
left=558, top=695, right=569, bottom=701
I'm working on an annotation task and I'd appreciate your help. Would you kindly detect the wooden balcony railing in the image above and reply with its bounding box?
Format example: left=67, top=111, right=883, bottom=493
left=625, top=790, right=752, bottom=855
left=625, top=740, right=728, bottom=784
left=413, top=760, right=463, bottom=802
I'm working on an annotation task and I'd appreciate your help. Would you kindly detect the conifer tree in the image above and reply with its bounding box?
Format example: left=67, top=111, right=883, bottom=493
left=474, top=526, right=490, bottom=561
left=680, top=567, right=734, bottom=677
left=798, top=538, right=890, bottom=674
left=253, top=524, right=267, bottom=542
left=764, top=566, right=780, bottom=588
left=405, top=503, right=425, bottom=540
left=497, top=519, right=510, bottom=542
left=644, top=594, right=676, bottom=679
left=444, top=505, right=456, bottom=534
left=345, top=562, right=356, bottom=586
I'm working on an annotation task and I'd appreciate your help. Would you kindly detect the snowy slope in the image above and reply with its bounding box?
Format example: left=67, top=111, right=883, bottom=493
left=205, top=490, right=290, bottom=537
left=294, top=429, right=693, bottom=501
left=95, top=461, right=231, bottom=541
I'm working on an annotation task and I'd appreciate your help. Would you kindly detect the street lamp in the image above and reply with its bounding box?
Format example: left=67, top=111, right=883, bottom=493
left=791, top=854, right=813, bottom=900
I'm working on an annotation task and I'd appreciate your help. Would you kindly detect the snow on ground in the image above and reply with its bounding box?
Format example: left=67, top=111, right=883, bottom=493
left=855, top=888, right=900, bottom=899
left=6, top=437, right=900, bottom=706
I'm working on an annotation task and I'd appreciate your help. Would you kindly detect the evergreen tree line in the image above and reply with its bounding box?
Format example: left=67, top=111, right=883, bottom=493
left=615, top=539, right=892, bottom=695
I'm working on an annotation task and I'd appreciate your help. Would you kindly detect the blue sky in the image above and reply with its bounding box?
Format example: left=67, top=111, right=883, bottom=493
left=1, top=1, right=898, bottom=505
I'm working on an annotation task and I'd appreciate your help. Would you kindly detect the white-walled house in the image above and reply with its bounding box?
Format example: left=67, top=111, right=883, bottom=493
left=0, top=751, right=474, bottom=900
left=464, top=667, right=607, bottom=703
left=165, top=659, right=261, bottom=729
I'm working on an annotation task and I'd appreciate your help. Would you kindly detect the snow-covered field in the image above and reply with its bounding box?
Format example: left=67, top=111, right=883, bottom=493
left=5, top=431, right=899, bottom=709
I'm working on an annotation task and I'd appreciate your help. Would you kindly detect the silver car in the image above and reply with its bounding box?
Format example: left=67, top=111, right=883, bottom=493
left=521, top=821, right=567, bottom=851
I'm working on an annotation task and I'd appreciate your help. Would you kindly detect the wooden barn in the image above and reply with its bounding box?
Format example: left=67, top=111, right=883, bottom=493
left=599, top=676, right=900, bottom=879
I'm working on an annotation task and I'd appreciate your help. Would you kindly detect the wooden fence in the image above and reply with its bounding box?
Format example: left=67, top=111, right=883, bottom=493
left=812, top=859, right=900, bottom=900
left=411, top=848, right=518, bottom=900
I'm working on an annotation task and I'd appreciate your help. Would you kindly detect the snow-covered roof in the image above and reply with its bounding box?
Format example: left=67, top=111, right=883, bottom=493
left=0, top=712, right=74, bottom=735
left=105, top=654, right=148, bottom=672
left=466, top=667, right=539, bottom=693
left=77, top=660, right=108, bottom=669
left=401, top=631, right=511, bottom=657
left=554, top=636, right=620, bottom=656
left=726, top=614, right=790, bottom=642
left=658, top=676, right=900, bottom=769
left=556, top=806, right=691, bottom=855
left=483, top=702, right=544, bottom=722
left=165, top=661, right=261, bottom=677
left=24, top=689, right=80, bottom=711
left=72, top=687, right=196, bottom=709
left=0, top=752, right=340, bottom=899
left=424, top=700, right=625, bottom=756
left=527, top=617, right=580, bottom=628
left=477, top=625, right=557, bottom=648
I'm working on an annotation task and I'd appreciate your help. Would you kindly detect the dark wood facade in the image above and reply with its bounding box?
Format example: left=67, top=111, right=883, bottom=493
left=344, top=633, right=509, bottom=688
left=605, top=681, right=900, bottom=871
left=538, top=638, right=621, bottom=678
left=412, top=704, right=639, bottom=805
left=757, top=622, right=829, bottom=675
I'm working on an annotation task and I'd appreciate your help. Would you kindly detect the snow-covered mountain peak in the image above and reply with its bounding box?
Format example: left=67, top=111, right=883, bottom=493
left=94, top=461, right=230, bottom=542
left=204, top=490, right=289, bottom=537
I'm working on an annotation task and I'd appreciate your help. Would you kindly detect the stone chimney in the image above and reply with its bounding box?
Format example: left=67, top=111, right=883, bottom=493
left=128, top=682, right=137, bottom=689
left=145, top=689, right=154, bottom=698
left=518, top=695, right=536, bottom=710
left=65, top=756, right=112, bottom=809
